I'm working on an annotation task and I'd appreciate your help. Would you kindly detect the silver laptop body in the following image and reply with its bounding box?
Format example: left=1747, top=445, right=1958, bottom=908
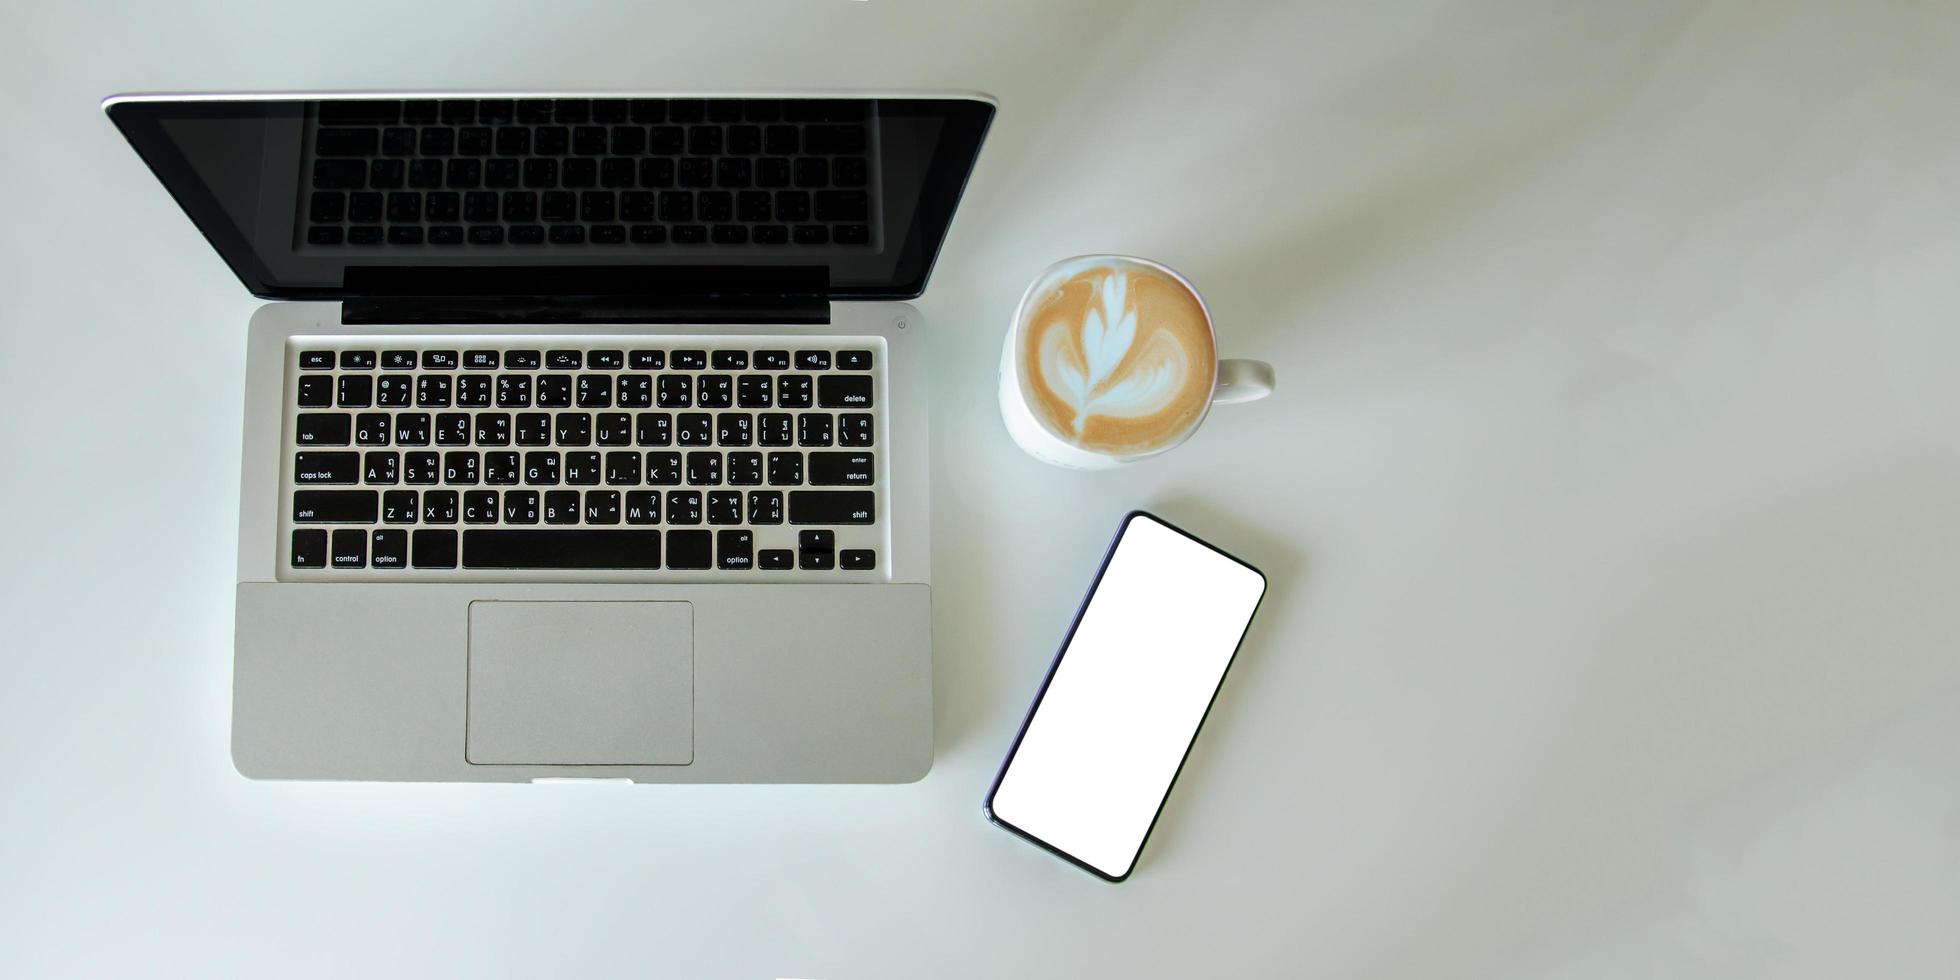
left=107, top=92, right=995, bottom=782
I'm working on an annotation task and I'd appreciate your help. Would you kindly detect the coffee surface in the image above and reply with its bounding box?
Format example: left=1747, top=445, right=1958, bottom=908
left=1017, top=259, right=1216, bottom=456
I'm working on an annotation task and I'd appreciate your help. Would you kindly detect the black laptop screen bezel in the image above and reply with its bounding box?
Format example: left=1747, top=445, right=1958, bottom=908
left=105, top=94, right=994, bottom=303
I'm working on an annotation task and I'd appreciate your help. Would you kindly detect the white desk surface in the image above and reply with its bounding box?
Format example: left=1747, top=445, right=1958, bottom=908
left=4, top=1, right=1959, bottom=976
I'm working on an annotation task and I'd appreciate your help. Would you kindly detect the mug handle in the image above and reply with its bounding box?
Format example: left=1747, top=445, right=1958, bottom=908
left=1213, top=359, right=1275, bottom=405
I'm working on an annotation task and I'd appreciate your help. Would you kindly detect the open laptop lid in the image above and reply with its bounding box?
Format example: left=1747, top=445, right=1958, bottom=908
left=105, top=93, right=994, bottom=310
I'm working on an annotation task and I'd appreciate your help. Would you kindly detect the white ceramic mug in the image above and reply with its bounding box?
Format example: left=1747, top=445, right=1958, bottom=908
left=998, top=255, right=1275, bottom=469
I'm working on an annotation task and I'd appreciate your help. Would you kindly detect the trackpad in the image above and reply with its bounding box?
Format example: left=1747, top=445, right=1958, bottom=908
left=466, top=601, right=693, bottom=766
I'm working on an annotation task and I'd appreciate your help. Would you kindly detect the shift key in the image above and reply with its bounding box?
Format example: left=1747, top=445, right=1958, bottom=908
left=788, top=490, right=875, bottom=525
left=293, top=490, right=379, bottom=523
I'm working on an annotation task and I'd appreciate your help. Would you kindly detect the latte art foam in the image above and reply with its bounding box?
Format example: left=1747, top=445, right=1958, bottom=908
left=1017, top=259, right=1215, bottom=456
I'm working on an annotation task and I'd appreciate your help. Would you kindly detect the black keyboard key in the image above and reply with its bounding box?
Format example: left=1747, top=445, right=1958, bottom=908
left=605, top=451, right=642, bottom=485
left=291, top=529, right=327, bottom=568
left=795, top=350, right=831, bottom=370
left=474, top=413, right=510, bottom=446
left=777, top=375, right=812, bottom=408
left=837, top=413, right=874, bottom=447
left=319, top=100, right=401, bottom=125
left=616, top=375, right=652, bottom=409
left=583, top=490, right=620, bottom=525
left=697, top=374, right=733, bottom=409
left=394, top=414, right=431, bottom=446
left=484, top=451, right=519, bottom=485
left=547, top=349, right=582, bottom=370
left=576, top=374, right=613, bottom=407
left=708, top=490, right=743, bottom=525
left=422, top=490, right=459, bottom=523
left=339, top=350, right=376, bottom=370
left=554, top=412, right=592, bottom=446
left=797, top=413, right=833, bottom=446
left=506, top=349, right=541, bottom=369
left=429, top=225, right=464, bottom=245
left=840, top=549, right=876, bottom=570
left=727, top=451, right=763, bottom=486
left=596, top=412, right=633, bottom=446
left=422, top=350, right=459, bottom=370
left=312, top=159, right=365, bottom=189
left=388, top=225, right=424, bottom=246
left=382, top=350, right=417, bottom=369
left=412, top=529, right=458, bottom=568
left=736, top=375, right=772, bottom=408
left=516, top=416, right=552, bottom=448
left=331, top=528, right=367, bottom=569
left=588, top=349, right=624, bottom=369
left=808, top=451, right=874, bottom=486
left=758, top=413, right=793, bottom=447
left=755, top=350, right=790, bottom=370
left=646, top=452, right=682, bottom=485
left=625, top=491, right=660, bottom=524
left=347, top=226, right=383, bottom=245
left=543, top=491, right=579, bottom=524
left=294, top=451, right=359, bottom=484
left=337, top=375, right=372, bottom=408
left=537, top=375, right=572, bottom=408
left=380, top=127, right=415, bottom=157
left=666, top=529, right=711, bottom=569
left=685, top=451, right=721, bottom=485
left=435, top=413, right=470, bottom=446
left=799, top=529, right=835, bottom=570
left=630, top=349, right=665, bottom=369
left=565, top=452, right=602, bottom=485
left=767, top=451, right=803, bottom=485
left=636, top=413, right=673, bottom=446
left=443, top=451, right=479, bottom=485
left=459, top=530, right=663, bottom=569
left=296, top=413, right=351, bottom=446
left=503, top=490, right=540, bottom=524
left=457, top=376, right=492, bottom=408
left=297, top=375, right=332, bottom=408
left=300, top=350, right=334, bottom=370
left=464, top=349, right=499, bottom=369
left=677, top=413, right=712, bottom=447
left=657, top=375, right=692, bottom=408
left=379, top=373, right=413, bottom=405
left=788, top=491, right=874, bottom=525
left=672, top=349, right=707, bottom=370
left=817, top=375, right=872, bottom=408
left=293, top=490, right=378, bottom=523
left=496, top=375, right=532, bottom=408
left=837, top=349, right=873, bottom=370
left=310, top=191, right=345, bottom=223
left=717, top=530, right=753, bottom=569
left=748, top=490, right=783, bottom=524
left=667, top=490, right=702, bottom=524
left=354, top=409, right=392, bottom=445
left=716, top=412, right=753, bottom=447
left=758, top=548, right=793, bottom=570
left=317, top=127, right=380, bottom=158
left=371, top=529, right=407, bottom=568
left=463, top=490, right=498, bottom=524
left=365, top=451, right=399, bottom=484
left=403, top=452, right=438, bottom=484
left=305, top=226, right=343, bottom=246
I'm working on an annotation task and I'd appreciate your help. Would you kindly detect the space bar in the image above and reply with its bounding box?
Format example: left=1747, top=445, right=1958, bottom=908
left=462, top=530, right=662, bottom=569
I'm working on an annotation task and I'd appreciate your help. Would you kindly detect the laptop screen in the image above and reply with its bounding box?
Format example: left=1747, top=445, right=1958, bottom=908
left=106, top=95, right=994, bottom=302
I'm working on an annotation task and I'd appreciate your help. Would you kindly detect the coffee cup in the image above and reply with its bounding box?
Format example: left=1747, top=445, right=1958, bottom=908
left=998, top=255, right=1274, bottom=469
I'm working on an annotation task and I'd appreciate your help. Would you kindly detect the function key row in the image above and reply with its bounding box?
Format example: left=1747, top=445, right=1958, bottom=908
left=296, top=411, right=872, bottom=448
left=299, top=373, right=868, bottom=410
left=301, top=348, right=871, bottom=371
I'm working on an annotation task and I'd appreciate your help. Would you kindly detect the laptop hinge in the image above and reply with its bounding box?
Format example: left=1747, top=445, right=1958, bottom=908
left=340, top=295, right=829, bottom=326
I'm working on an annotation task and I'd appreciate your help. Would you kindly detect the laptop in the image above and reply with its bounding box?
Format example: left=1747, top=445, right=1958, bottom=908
left=106, top=92, right=994, bottom=782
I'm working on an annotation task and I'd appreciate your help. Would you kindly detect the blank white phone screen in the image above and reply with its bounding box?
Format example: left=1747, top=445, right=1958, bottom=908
left=990, top=515, right=1266, bottom=879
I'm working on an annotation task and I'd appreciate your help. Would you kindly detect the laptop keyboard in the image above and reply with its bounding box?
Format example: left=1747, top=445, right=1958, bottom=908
left=302, top=98, right=874, bottom=249
left=283, top=339, right=884, bottom=577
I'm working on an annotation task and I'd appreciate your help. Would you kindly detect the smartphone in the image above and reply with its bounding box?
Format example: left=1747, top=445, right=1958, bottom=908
left=984, top=511, right=1268, bottom=881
